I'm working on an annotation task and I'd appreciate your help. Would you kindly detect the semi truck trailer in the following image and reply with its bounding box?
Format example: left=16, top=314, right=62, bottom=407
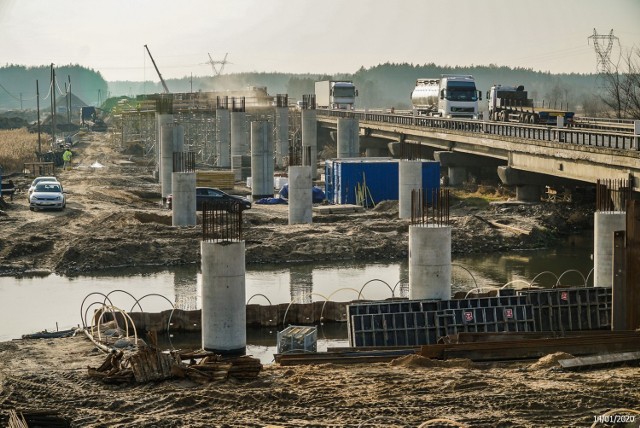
left=315, top=80, right=358, bottom=110
left=487, top=84, right=574, bottom=125
left=411, top=75, right=481, bottom=119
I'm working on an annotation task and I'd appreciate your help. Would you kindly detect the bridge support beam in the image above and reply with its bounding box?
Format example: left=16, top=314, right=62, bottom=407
left=435, top=151, right=506, bottom=187
left=497, top=166, right=545, bottom=203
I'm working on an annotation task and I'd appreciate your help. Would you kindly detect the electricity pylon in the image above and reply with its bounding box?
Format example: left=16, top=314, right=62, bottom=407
left=588, top=29, right=619, bottom=74
left=207, top=53, right=230, bottom=76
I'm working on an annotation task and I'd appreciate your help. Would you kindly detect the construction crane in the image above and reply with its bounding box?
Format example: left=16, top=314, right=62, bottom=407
left=206, top=52, right=230, bottom=76
left=144, top=44, right=170, bottom=93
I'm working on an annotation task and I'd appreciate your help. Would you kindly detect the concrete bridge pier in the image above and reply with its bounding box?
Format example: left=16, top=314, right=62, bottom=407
left=337, top=117, right=360, bottom=158
left=288, top=165, right=313, bottom=225
left=201, top=240, right=246, bottom=356
left=594, top=211, right=626, bottom=288
left=409, top=225, right=452, bottom=300
left=498, top=166, right=546, bottom=203
left=515, top=184, right=542, bottom=203
left=251, top=121, right=274, bottom=201
left=231, top=111, right=249, bottom=180
left=448, top=166, right=467, bottom=186
left=399, top=160, right=422, bottom=219
left=302, top=109, right=318, bottom=179
left=275, top=106, right=289, bottom=168
left=216, top=108, right=231, bottom=168
left=160, top=123, right=184, bottom=201
left=171, top=172, right=196, bottom=226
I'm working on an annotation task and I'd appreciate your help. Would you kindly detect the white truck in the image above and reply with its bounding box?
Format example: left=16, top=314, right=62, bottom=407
left=315, top=80, right=357, bottom=110
left=411, top=74, right=481, bottom=119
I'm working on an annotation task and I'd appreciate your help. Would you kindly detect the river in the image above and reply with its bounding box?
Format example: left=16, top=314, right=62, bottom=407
left=0, top=233, right=594, bottom=361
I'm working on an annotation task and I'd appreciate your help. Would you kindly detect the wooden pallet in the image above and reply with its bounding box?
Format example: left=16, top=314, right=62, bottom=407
left=196, top=170, right=235, bottom=190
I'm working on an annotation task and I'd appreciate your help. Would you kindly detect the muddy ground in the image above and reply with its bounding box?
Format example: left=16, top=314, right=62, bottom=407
left=0, top=335, right=638, bottom=427
left=0, top=130, right=593, bottom=277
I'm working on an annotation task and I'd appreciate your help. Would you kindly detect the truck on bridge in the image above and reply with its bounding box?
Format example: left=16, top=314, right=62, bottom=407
left=411, top=75, right=481, bottom=119
left=315, top=80, right=358, bottom=110
left=486, top=84, right=574, bottom=125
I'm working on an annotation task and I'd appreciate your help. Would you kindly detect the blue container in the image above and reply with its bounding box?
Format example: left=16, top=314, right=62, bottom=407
left=325, top=159, right=440, bottom=207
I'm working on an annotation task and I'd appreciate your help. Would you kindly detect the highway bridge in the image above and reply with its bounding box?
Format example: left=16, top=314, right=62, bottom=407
left=317, top=109, right=640, bottom=201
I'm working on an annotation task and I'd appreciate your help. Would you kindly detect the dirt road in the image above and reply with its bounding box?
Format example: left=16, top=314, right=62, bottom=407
left=0, top=130, right=591, bottom=277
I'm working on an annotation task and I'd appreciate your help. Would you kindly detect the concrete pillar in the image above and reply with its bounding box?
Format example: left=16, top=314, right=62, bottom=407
left=399, top=160, right=422, bottom=219
left=201, top=241, right=246, bottom=355
left=515, top=184, right=541, bottom=203
left=288, top=165, right=312, bottom=225
left=250, top=121, right=274, bottom=200
left=409, top=225, right=452, bottom=300
left=156, top=113, right=173, bottom=177
left=594, top=211, right=626, bottom=288
left=337, top=117, right=360, bottom=158
left=171, top=172, right=196, bottom=227
left=231, top=111, right=248, bottom=157
left=173, top=124, right=184, bottom=153
left=275, top=106, right=289, bottom=168
left=302, top=109, right=318, bottom=179
left=160, top=123, right=175, bottom=199
left=447, top=166, right=466, bottom=186
left=216, top=108, right=231, bottom=168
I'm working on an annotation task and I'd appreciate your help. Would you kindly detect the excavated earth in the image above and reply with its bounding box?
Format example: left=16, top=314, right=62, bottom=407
left=0, top=131, right=593, bottom=277
left=3, top=130, right=628, bottom=428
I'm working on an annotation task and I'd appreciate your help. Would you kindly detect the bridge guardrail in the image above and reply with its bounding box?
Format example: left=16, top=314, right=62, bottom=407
left=318, top=109, right=638, bottom=151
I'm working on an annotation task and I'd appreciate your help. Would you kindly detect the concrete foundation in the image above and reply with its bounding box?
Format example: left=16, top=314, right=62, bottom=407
left=302, top=109, right=318, bottom=179
left=447, top=166, right=466, bottom=186
left=409, top=225, right=452, bottom=300
left=201, top=240, right=246, bottom=355
left=594, top=211, right=626, bottom=288
left=399, top=160, right=422, bottom=219
left=250, top=121, right=274, bottom=200
left=275, top=107, right=289, bottom=168
left=288, top=166, right=313, bottom=225
left=337, top=117, right=360, bottom=158
left=171, top=172, right=196, bottom=227
left=216, top=108, right=231, bottom=168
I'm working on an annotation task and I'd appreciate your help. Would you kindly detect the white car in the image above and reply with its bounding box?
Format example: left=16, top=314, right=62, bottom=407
left=27, top=176, right=59, bottom=200
left=29, top=182, right=65, bottom=211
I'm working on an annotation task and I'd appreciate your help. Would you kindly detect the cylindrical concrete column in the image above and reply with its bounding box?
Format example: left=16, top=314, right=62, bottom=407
left=399, top=160, right=422, bottom=219
left=275, top=106, right=289, bottom=168
left=173, top=124, right=184, bottom=153
left=288, top=165, right=312, bottom=225
left=250, top=121, right=274, bottom=200
left=447, top=166, right=466, bottom=186
left=337, top=117, right=360, bottom=158
left=216, top=109, right=231, bottom=167
left=594, top=211, right=626, bottom=288
left=160, top=123, right=175, bottom=199
left=409, top=225, right=452, bottom=300
left=155, top=113, right=173, bottom=177
left=231, top=111, right=248, bottom=157
left=201, top=241, right=246, bottom=355
left=301, top=109, right=318, bottom=179
left=171, top=172, right=196, bottom=227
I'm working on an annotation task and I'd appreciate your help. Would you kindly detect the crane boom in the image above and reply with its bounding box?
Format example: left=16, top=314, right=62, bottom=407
left=144, top=44, right=170, bottom=94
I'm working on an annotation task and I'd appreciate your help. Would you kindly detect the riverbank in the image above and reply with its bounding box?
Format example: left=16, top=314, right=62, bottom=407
left=0, top=130, right=593, bottom=277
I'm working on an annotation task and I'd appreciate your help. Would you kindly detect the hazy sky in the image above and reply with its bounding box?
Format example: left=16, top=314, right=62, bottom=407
left=1, top=0, right=638, bottom=82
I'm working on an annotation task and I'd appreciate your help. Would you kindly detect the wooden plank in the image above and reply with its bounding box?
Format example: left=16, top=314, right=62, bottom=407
left=558, top=351, right=640, bottom=370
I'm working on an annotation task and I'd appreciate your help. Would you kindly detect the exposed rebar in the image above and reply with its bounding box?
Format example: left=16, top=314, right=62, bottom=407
left=231, top=96, right=245, bottom=113
left=411, top=188, right=450, bottom=226
left=172, top=151, right=195, bottom=172
left=301, top=94, right=316, bottom=110
left=202, top=200, right=244, bottom=242
left=216, top=96, right=229, bottom=110
left=275, top=94, right=288, bottom=108
left=596, top=178, right=631, bottom=212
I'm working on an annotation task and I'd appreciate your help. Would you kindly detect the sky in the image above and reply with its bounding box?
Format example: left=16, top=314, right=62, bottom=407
left=1, top=0, right=639, bottom=82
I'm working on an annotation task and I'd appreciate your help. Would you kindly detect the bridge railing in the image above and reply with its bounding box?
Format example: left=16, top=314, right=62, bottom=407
left=317, top=109, right=638, bottom=151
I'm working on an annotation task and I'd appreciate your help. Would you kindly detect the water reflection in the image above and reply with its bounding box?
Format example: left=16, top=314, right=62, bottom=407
left=0, top=233, right=594, bottom=342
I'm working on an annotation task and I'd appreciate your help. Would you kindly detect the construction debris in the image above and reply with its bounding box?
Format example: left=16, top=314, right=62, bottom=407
left=558, top=351, right=640, bottom=371
left=8, top=409, right=70, bottom=428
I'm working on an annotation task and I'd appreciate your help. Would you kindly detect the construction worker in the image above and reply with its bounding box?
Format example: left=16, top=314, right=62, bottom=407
left=62, top=149, right=73, bottom=171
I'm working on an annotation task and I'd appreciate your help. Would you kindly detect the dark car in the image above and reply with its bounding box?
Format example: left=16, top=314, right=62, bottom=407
left=167, top=187, right=252, bottom=211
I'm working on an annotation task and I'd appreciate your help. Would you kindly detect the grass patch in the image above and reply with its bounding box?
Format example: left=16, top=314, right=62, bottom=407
left=449, top=184, right=514, bottom=209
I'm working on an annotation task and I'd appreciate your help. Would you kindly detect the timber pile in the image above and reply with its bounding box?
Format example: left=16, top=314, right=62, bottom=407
left=88, top=346, right=263, bottom=384
left=196, top=170, right=235, bottom=190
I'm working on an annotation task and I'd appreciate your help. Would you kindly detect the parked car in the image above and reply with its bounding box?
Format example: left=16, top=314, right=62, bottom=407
left=29, top=182, right=65, bottom=211
left=27, top=176, right=59, bottom=200
left=167, top=187, right=252, bottom=211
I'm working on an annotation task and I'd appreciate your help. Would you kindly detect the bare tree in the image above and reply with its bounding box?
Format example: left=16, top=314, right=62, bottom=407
left=600, top=47, right=640, bottom=119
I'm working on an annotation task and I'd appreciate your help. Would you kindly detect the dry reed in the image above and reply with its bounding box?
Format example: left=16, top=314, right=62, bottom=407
left=0, top=129, right=39, bottom=174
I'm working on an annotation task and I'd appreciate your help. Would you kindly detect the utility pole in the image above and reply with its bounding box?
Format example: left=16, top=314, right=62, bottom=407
left=36, top=80, right=41, bottom=159
left=588, top=28, right=620, bottom=74
left=51, top=64, right=57, bottom=144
